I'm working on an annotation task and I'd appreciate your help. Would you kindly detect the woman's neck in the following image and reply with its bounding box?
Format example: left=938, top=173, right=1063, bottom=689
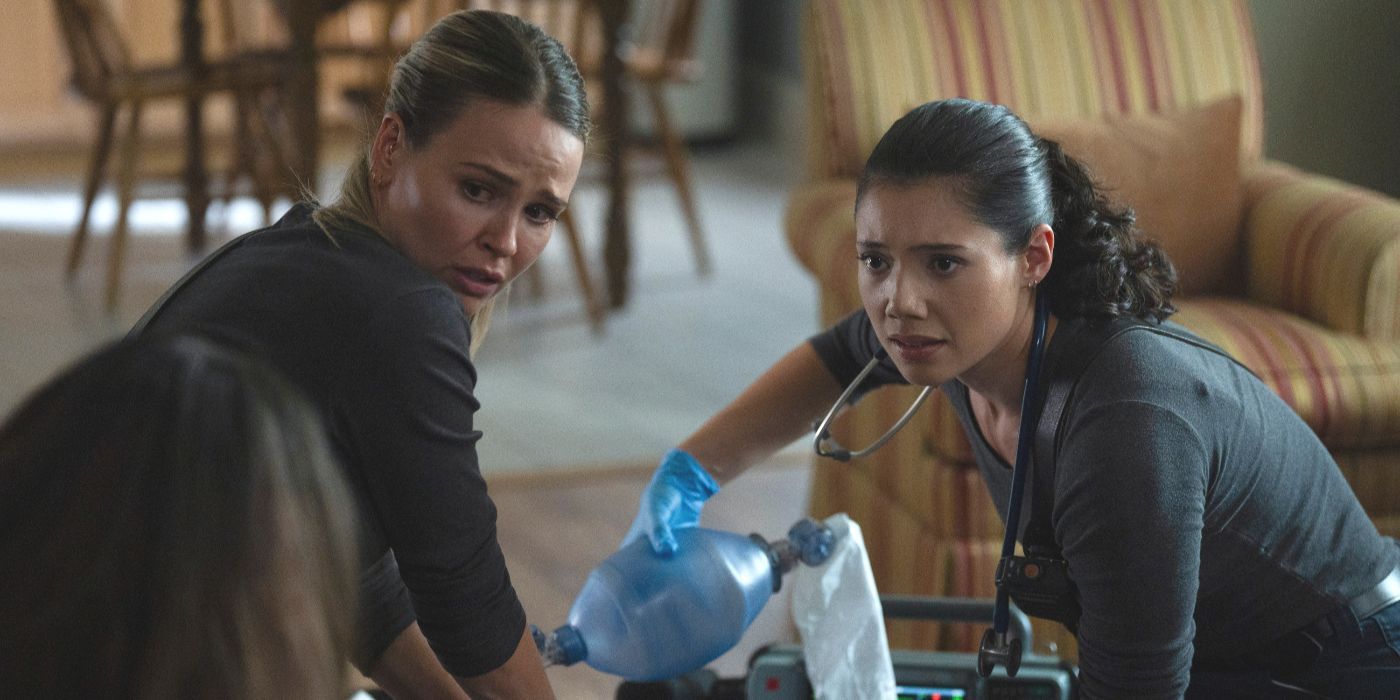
left=963, top=310, right=1057, bottom=420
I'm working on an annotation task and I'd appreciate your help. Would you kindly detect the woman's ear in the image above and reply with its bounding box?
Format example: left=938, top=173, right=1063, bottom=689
left=370, top=113, right=406, bottom=189
left=1024, top=223, right=1055, bottom=285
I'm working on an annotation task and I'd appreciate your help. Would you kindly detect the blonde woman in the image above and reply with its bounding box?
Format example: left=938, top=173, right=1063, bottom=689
left=134, top=10, right=589, bottom=699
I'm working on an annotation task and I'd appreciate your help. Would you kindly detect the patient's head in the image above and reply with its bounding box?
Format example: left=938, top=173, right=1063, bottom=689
left=0, top=336, right=357, bottom=698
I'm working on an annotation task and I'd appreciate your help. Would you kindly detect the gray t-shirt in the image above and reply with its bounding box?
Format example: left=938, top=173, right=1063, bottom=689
left=811, top=310, right=1396, bottom=698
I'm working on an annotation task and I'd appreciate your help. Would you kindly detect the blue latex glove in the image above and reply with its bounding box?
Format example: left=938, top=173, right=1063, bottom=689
left=622, top=448, right=720, bottom=555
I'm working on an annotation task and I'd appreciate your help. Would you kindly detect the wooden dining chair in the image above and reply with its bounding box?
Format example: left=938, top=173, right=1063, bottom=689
left=470, top=0, right=712, bottom=278
left=615, top=0, right=710, bottom=276
left=52, top=0, right=297, bottom=310
left=440, top=0, right=713, bottom=330
left=417, top=0, right=603, bottom=331
left=315, top=0, right=416, bottom=120
left=214, top=0, right=304, bottom=222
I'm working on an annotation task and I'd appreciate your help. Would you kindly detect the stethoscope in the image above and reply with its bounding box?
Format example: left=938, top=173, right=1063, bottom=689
left=812, top=291, right=1049, bottom=678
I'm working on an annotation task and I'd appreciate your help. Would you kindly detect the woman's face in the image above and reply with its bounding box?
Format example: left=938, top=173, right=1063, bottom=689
left=372, top=100, right=585, bottom=316
left=856, top=179, right=1045, bottom=388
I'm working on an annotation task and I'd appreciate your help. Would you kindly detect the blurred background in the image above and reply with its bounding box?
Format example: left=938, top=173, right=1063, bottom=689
left=1, top=0, right=1397, bottom=696
left=1, top=0, right=1397, bottom=469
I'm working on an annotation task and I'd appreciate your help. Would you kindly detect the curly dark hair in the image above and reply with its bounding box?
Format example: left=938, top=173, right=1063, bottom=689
left=855, top=98, right=1177, bottom=322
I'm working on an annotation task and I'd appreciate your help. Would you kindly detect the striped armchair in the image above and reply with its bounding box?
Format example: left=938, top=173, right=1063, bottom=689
left=786, top=0, right=1400, bottom=658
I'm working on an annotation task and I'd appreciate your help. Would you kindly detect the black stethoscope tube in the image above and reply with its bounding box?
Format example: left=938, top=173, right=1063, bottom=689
left=980, top=290, right=1050, bottom=676
left=813, top=291, right=1050, bottom=677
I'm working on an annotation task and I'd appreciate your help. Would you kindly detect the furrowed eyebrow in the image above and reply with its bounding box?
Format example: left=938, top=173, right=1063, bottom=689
left=856, top=241, right=970, bottom=253
left=537, top=191, right=568, bottom=211
left=912, top=243, right=970, bottom=253
left=459, top=162, right=516, bottom=187
left=459, top=161, right=568, bottom=210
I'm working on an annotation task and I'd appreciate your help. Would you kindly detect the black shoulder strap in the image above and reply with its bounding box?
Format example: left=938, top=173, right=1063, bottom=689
left=1022, top=318, right=1250, bottom=555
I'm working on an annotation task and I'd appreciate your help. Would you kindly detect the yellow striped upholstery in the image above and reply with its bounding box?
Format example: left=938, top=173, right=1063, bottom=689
left=803, top=0, right=1265, bottom=180
left=789, top=0, right=1400, bottom=656
left=1174, top=300, right=1400, bottom=451
left=1242, top=161, right=1400, bottom=340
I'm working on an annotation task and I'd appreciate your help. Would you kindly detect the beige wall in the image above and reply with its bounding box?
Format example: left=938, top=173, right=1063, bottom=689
left=1249, top=0, right=1400, bottom=197
left=0, top=0, right=411, bottom=152
left=0, top=0, right=237, bottom=149
left=1, top=0, right=112, bottom=148
left=734, top=0, right=1400, bottom=198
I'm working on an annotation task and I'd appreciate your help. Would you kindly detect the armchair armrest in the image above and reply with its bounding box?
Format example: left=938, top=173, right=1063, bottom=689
left=1243, top=160, right=1400, bottom=340
left=784, top=179, right=860, bottom=320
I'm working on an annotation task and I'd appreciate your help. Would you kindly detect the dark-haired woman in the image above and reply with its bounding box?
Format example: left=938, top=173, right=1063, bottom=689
left=0, top=337, right=357, bottom=698
left=133, top=9, right=588, bottom=699
left=623, top=99, right=1400, bottom=697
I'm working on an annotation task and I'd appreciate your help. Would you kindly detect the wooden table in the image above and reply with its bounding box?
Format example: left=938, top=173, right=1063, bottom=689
left=596, top=0, right=632, bottom=309
left=174, top=0, right=337, bottom=255
left=178, top=0, right=209, bottom=254
left=281, top=1, right=326, bottom=210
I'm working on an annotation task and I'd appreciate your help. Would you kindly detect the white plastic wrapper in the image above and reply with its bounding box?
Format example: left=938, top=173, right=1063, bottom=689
left=790, top=513, right=896, bottom=699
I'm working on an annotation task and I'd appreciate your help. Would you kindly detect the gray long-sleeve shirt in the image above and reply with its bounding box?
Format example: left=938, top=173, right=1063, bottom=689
left=138, top=204, right=524, bottom=677
left=811, top=310, right=1396, bottom=697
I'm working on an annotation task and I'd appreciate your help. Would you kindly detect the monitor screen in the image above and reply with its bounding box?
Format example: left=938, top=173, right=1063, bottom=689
left=895, top=685, right=968, bottom=700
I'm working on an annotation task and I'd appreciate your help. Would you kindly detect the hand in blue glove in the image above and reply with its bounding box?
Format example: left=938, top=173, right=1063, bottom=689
left=622, top=448, right=720, bottom=555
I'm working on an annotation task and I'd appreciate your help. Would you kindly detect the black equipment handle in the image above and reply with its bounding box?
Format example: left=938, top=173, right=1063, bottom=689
left=879, top=595, right=1034, bottom=648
